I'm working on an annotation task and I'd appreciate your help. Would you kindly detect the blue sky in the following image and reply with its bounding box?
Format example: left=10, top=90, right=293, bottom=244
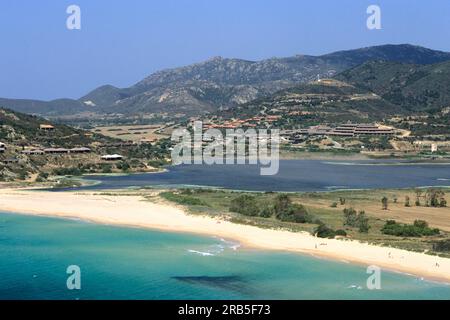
left=1, top=0, right=449, bottom=100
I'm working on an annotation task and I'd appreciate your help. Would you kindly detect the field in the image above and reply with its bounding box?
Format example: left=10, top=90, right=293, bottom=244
left=157, top=187, right=450, bottom=256
left=91, top=124, right=173, bottom=143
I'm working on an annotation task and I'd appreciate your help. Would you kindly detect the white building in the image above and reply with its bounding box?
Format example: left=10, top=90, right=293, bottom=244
left=431, top=144, right=438, bottom=153
left=101, top=154, right=124, bottom=161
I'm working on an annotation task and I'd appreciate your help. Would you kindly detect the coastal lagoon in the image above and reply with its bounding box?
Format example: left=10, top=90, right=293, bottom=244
left=1, top=213, right=449, bottom=300
left=76, top=160, right=450, bottom=192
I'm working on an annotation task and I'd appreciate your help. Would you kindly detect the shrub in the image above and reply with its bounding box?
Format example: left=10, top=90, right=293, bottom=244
left=258, top=205, right=274, bottom=218
left=273, top=194, right=291, bottom=215
left=161, top=192, right=206, bottom=206
left=230, top=195, right=259, bottom=216
left=36, top=172, right=49, bottom=182
left=148, top=159, right=166, bottom=168
left=381, top=220, right=439, bottom=237
left=432, top=239, right=450, bottom=252
left=100, top=164, right=112, bottom=173
left=116, top=161, right=130, bottom=172
left=180, top=189, right=193, bottom=195
left=335, top=229, right=347, bottom=237
left=52, top=167, right=83, bottom=176
left=413, top=220, right=428, bottom=229
left=315, top=224, right=336, bottom=238
left=276, top=203, right=311, bottom=223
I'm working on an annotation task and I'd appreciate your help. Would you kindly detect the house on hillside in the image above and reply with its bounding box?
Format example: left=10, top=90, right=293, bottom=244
left=431, top=144, right=438, bottom=153
left=44, top=148, right=70, bottom=154
left=2, top=157, right=19, bottom=164
left=0, top=142, right=5, bottom=153
left=101, top=154, right=123, bottom=161
left=39, top=124, right=55, bottom=131
left=22, top=149, right=44, bottom=155
left=70, top=147, right=91, bottom=154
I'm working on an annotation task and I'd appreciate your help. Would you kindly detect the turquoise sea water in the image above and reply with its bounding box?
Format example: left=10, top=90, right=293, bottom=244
left=1, top=212, right=449, bottom=300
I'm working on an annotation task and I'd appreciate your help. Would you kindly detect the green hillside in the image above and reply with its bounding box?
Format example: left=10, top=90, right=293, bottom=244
left=0, top=108, right=112, bottom=147
left=225, top=79, right=402, bottom=125
left=0, top=108, right=172, bottom=182
left=336, top=60, right=450, bottom=113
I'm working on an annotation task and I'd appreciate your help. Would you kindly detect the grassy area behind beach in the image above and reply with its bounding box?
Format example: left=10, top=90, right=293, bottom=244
left=159, top=187, right=450, bottom=257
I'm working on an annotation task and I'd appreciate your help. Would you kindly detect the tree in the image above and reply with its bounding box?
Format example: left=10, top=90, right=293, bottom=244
left=381, top=197, right=388, bottom=210
left=230, top=195, right=259, bottom=216
left=276, top=203, right=311, bottom=223
left=357, top=211, right=370, bottom=233
left=258, top=205, right=274, bottom=218
left=415, top=189, right=423, bottom=206
left=273, top=194, right=291, bottom=215
left=425, top=189, right=446, bottom=208
left=343, top=207, right=358, bottom=226
left=343, top=208, right=370, bottom=232
left=413, top=220, right=428, bottom=229
left=405, top=196, right=411, bottom=207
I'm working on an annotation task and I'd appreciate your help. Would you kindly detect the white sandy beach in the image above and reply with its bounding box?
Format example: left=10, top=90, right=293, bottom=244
left=0, top=188, right=449, bottom=283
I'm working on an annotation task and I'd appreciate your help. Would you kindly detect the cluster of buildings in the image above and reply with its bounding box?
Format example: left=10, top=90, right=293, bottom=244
left=99, top=142, right=136, bottom=148
left=20, top=147, right=125, bottom=161
left=21, top=147, right=92, bottom=155
left=197, top=115, right=282, bottom=130
left=0, top=124, right=134, bottom=172
left=0, top=142, right=125, bottom=163
left=286, top=123, right=394, bottom=138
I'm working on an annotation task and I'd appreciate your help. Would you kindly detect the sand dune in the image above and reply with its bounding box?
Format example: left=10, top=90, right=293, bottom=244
left=0, top=188, right=449, bottom=283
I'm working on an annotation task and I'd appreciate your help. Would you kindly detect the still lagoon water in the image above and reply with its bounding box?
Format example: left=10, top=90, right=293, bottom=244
left=1, top=213, right=449, bottom=300
left=75, top=160, right=450, bottom=192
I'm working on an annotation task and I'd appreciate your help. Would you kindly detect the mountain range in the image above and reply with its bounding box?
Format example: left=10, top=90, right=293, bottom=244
left=1, top=44, right=450, bottom=119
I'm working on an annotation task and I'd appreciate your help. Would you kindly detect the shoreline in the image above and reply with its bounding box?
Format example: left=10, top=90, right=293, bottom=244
left=0, top=188, right=449, bottom=284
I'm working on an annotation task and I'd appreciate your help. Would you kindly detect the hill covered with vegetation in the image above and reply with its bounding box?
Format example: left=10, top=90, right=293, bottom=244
left=223, top=78, right=402, bottom=125
left=336, top=60, right=450, bottom=113
left=0, top=108, right=112, bottom=147
left=0, top=108, right=171, bottom=182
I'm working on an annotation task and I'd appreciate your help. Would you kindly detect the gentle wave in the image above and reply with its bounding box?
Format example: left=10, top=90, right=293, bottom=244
left=347, top=284, right=363, bottom=290
left=187, top=249, right=215, bottom=256
left=325, top=185, right=348, bottom=190
left=217, top=237, right=241, bottom=251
